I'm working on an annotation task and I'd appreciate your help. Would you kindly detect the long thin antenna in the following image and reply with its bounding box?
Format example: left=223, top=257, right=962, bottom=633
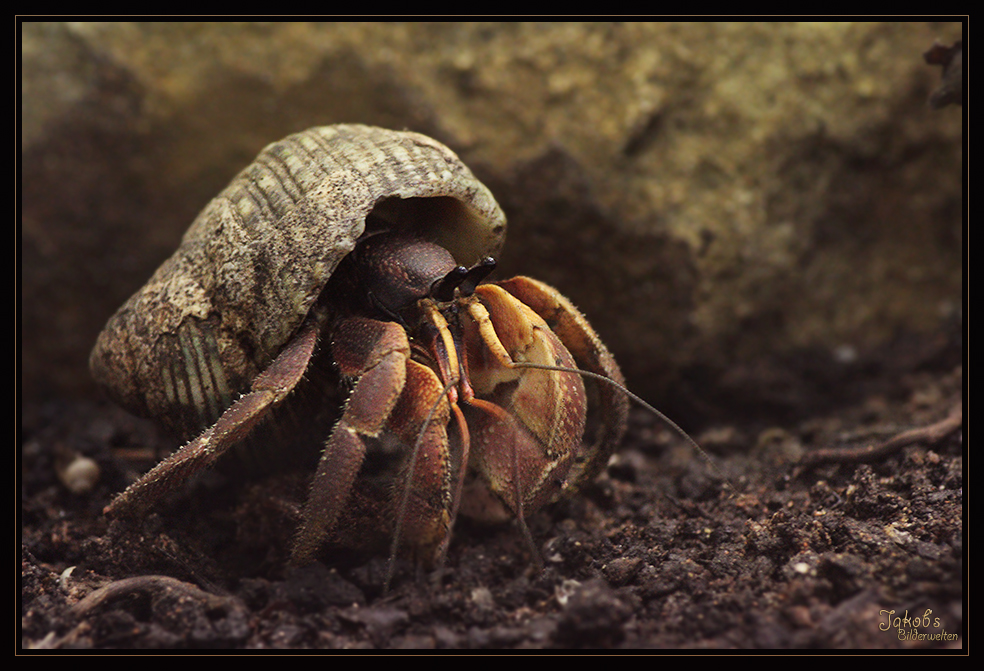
left=508, top=362, right=734, bottom=493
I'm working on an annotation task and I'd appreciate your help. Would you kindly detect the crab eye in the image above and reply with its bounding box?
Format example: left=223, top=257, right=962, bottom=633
left=430, top=266, right=469, bottom=301
left=428, top=256, right=497, bottom=301
left=457, top=257, right=497, bottom=297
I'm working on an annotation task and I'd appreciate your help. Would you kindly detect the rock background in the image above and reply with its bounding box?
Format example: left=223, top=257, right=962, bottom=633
left=22, top=20, right=962, bottom=423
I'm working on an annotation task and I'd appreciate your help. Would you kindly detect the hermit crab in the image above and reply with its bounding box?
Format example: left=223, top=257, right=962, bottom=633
left=92, top=124, right=628, bottom=572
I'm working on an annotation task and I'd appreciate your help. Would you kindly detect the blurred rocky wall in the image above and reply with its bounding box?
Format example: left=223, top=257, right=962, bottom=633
left=21, top=21, right=963, bottom=423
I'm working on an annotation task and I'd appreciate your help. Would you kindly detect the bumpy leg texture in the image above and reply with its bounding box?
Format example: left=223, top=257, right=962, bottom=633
left=290, top=347, right=406, bottom=565
left=105, top=320, right=321, bottom=518
left=291, top=317, right=453, bottom=567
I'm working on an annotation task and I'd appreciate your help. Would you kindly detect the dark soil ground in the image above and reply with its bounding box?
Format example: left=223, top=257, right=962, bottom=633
left=21, top=333, right=963, bottom=650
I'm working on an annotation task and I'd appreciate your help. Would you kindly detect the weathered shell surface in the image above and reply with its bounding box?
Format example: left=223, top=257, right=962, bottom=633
left=90, top=125, right=507, bottom=438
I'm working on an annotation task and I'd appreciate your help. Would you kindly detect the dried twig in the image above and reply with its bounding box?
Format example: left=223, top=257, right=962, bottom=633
left=799, top=403, right=962, bottom=468
left=71, top=574, right=238, bottom=616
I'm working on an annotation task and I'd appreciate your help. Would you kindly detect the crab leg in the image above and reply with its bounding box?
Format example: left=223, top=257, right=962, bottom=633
left=385, top=359, right=455, bottom=564
left=104, top=319, right=321, bottom=518
left=291, top=317, right=454, bottom=567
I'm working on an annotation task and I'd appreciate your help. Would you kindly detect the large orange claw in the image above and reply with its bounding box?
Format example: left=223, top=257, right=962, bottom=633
left=458, top=283, right=588, bottom=523
left=494, top=276, right=629, bottom=496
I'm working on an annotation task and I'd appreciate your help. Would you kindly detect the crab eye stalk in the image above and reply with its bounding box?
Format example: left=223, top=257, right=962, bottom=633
left=429, top=256, right=496, bottom=301
left=428, top=256, right=496, bottom=303
left=457, top=257, right=497, bottom=297
left=429, top=266, right=470, bottom=302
